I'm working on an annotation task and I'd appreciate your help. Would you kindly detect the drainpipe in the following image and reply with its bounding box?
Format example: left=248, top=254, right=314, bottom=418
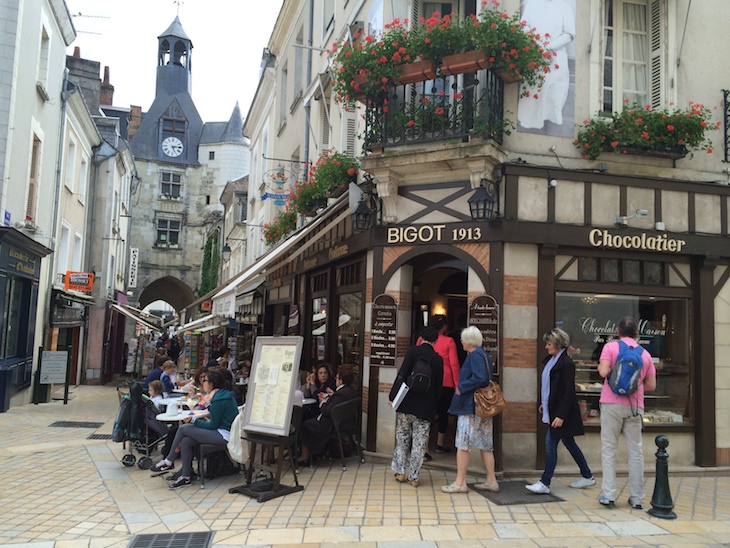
left=303, top=0, right=314, bottom=170
left=41, top=69, right=74, bottom=358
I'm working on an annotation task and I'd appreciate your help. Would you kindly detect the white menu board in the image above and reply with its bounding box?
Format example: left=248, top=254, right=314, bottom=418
left=242, top=336, right=303, bottom=437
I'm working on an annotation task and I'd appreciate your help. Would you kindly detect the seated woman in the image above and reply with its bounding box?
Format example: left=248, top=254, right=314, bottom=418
left=151, top=369, right=239, bottom=488
left=297, top=365, right=358, bottom=467
left=302, top=363, right=336, bottom=398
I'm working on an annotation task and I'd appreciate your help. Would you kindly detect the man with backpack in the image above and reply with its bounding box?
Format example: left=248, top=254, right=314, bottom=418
left=597, top=316, right=657, bottom=509
left=389, top=326, right=443, bottom=487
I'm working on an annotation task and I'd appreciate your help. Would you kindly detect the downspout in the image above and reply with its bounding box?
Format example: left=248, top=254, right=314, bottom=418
left=303, top=0, right=314, bottom=170
left=42, top=69, right=73, bottom=356
left=87, top=143, right=115, bottom=384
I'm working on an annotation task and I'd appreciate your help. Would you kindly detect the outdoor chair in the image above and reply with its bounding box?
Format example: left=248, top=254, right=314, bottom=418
left=327, top=397, right=365, bottom=470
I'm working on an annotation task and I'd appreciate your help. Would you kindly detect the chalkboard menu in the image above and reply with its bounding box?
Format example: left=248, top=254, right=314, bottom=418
left=469, top=295, right=499, bottom=376
left=370, top=294, right=397, bottom=367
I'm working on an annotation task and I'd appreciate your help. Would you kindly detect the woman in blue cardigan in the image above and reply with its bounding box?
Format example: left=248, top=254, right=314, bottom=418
left=442, top=326, right=499, bottom=493
left=151, top=369, right=239, bottom=489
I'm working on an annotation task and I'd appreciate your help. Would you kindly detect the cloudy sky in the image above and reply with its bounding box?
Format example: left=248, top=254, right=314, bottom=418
left=65, top=0, right=284, bottom=122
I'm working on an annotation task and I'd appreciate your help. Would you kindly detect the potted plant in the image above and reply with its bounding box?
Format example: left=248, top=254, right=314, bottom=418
left=309, top=150, right=359, bottom=199
left=575, top=100, right=718, bottom=161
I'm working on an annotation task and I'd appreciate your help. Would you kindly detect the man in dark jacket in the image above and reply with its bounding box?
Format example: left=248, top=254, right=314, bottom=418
left=388, top=326, right=443, bottom=487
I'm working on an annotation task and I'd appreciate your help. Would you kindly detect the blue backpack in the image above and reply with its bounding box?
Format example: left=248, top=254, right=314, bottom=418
left=608, top=341, right=644, bottom=396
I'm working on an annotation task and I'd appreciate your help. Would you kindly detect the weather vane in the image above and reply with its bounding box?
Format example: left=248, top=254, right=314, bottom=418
left=173, top=0, right=184, bottom=15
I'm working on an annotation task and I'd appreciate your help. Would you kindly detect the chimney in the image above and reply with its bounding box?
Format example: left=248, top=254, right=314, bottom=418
left=73, top=46, right=80, bottom=57
left=100, top=66, right=115, bottom=106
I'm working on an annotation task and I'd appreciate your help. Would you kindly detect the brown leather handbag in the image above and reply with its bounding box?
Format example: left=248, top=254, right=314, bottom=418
left=474, top=352, right=507, bottom=419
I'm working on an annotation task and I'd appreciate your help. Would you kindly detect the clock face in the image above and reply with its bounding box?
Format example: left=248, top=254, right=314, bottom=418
left=162, top=137, right=184, bottom=157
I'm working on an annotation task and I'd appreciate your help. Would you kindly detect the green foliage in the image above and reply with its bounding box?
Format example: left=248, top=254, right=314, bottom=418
left=200, top=229, right=220, bottom=295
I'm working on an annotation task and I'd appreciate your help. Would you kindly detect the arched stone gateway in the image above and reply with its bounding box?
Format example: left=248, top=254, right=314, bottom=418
left=138, top=276, right=196, bottom=313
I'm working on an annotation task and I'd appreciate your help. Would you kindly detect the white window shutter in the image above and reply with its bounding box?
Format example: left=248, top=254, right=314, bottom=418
left=649, top=0, right=664, bottom=107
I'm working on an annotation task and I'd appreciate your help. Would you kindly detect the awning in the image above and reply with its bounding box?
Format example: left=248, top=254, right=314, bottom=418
left=177, top=314, right=215, bottom=332
left=111, top=304, right=161, bottom=331
left=197, top=323, right=226, bottom=334
left=212, top=204, right=352, bottom=304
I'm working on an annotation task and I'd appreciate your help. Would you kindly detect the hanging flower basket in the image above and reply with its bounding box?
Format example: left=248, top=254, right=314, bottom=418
left=395, top=60, right=437, bottom=84
left=440, top=50, right=488, bottom=76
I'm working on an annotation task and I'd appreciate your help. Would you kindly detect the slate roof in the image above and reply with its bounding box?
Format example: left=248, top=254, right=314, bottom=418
left=158, top=16, right=192, bottom=43
left=199, top=103, right=244, bottom=145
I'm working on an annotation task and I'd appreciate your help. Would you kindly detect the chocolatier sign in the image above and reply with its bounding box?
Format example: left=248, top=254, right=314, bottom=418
left=370, top=294, right=397, bottom=367
left=468, top=295, right=500, bottom=376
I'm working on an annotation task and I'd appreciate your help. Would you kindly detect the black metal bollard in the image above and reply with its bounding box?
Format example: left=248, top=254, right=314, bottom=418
left=647, top=435, right=677, bottom=519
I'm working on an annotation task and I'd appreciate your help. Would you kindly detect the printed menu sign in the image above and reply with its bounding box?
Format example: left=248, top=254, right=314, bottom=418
left=370, top=294, right=397, bottom=367
left=469, top=295, right=500, bottom=376
left=242, top=336, right=303, bottom=437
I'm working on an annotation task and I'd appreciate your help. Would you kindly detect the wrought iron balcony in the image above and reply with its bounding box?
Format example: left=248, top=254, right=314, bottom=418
left=362, top=68, right=505, bottom=153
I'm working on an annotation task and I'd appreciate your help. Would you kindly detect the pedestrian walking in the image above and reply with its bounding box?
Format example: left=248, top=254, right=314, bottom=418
left=526, top=327, right=595, bottom=495
left=597, top=316, right=657, bottom=508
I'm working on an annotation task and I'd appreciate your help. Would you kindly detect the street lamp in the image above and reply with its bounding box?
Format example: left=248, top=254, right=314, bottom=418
left=352, top=197, right=372, bottom=232
left=468, top=178, right=499, bottom=221
left=222, top=243, right=232, bottom=262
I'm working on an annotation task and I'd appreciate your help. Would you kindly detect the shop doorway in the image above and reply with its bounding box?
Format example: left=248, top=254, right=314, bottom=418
left=410, top=254, right=468, bottom=342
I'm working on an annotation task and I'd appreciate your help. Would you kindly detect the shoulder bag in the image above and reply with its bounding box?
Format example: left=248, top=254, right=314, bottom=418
left=474, top=350, right=507, bottom=419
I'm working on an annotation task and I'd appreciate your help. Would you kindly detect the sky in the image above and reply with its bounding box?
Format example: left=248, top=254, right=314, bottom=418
left=65, top=0, right=284, bottom=122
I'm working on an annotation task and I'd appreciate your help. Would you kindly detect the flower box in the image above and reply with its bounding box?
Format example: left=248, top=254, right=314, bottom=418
left=395, top=60, right=437, bottom=85
left=602, top=143, right=687, bottom=160
left=498, top=71, right=522, bottom=84
left=440, top=50, right=488, bottom=76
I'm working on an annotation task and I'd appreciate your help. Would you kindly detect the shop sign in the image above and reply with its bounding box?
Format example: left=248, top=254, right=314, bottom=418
left=64, top=271, right=94, bottom=292
left=468, top=295, right=499, bottom=375
left=40, top=351, right=68, bottom=384
left=213, top=292, right=235, bottom=318
left=588, top=229, right=686, bottom=253
left=51, top=301, right=85, bottom=326
left=5, top=246, right=38, bottom=277
left=386, top=224, right=484, bottom=245
left=201, top=301, right=212, bottom=311
left=128, top=248, right=139, bottom=288
left=370, top=294, right=397, bottom=367
left=328, top=244, right=348, bottom=260
left=303, top=258, right=318, bottom=270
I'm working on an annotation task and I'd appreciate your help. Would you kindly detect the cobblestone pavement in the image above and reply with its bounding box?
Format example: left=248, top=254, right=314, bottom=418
left=1, top=384, right=729, bottom=547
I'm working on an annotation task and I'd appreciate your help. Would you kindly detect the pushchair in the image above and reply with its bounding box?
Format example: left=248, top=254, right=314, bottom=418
left=113, top=380, right=169, bottom=469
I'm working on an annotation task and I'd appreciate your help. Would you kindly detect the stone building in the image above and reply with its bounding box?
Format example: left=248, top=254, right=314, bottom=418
left=128, top=16, right=248, bottom=317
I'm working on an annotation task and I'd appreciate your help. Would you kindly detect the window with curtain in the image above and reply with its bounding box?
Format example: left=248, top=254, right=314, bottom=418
left=603, top=0, right=664, bottom=112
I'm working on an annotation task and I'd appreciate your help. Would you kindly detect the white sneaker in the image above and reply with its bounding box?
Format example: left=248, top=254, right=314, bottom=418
left=525, top=481, right=550, bottom=494
left=570, top=476, right=596, bottom=489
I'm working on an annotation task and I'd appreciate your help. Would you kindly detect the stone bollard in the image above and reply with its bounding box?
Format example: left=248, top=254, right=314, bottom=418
left=647, top=435, right=677, bottom=519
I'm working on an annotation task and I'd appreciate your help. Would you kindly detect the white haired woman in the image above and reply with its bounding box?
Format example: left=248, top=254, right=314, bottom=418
left=441, top=326, right=499, bottom=493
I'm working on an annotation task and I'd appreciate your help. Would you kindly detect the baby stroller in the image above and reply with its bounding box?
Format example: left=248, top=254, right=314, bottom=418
left=113, top=380, right=169, bottom=469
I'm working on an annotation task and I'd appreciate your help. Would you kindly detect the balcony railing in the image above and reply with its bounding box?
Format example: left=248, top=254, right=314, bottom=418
left=363, top=68, right=505, bottom=153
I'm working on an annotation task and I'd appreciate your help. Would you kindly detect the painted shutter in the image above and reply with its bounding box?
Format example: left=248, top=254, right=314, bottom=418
left=649, top=0, right=664, bottom=107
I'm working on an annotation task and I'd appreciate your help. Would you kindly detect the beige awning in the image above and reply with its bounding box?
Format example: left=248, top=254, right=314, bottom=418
left=111, top=304, right=161, bottom=331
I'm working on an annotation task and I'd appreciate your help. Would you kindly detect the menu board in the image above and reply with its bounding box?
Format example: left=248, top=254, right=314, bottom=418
left=370, top=294, right=397, bottom=367
left=242, top=336, right=303, bottom=437
left=469, top=295, right=500, bottom=376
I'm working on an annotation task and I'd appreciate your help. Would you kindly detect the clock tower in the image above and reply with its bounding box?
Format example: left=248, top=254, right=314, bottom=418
left=130, top=16, right=203, bottom=165
left=127, top=17, right=248, bottom=316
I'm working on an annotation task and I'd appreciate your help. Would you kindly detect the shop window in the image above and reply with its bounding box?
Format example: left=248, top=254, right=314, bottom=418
left=557, top=292, right=690, bottom=425
left=311, top=297, right=328, bottom=362
left=2, top=278, right=26, bottom=358
left=625, top=260, right=642, bottom=284
left=337, top=292, right=362, bottom=370
left=578, top=257, right=665, bottom=285
left=310, top=272, right=328, bottom=293
left=602, top=258, right=620, bottom=282
left=336, top=263, right=360, bottom=287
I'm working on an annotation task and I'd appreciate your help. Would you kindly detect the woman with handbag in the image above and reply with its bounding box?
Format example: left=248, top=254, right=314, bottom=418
left=526, top=328, right=595, bottom=494
left=441, top=326, right=499, bottom=493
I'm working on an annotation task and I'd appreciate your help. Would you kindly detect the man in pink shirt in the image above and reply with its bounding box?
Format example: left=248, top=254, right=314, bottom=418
left=597, top=317, right=657, bottom=509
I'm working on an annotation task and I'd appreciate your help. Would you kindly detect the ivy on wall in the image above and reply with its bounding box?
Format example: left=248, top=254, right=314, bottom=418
left=200, top=229, right=220, bottom=296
